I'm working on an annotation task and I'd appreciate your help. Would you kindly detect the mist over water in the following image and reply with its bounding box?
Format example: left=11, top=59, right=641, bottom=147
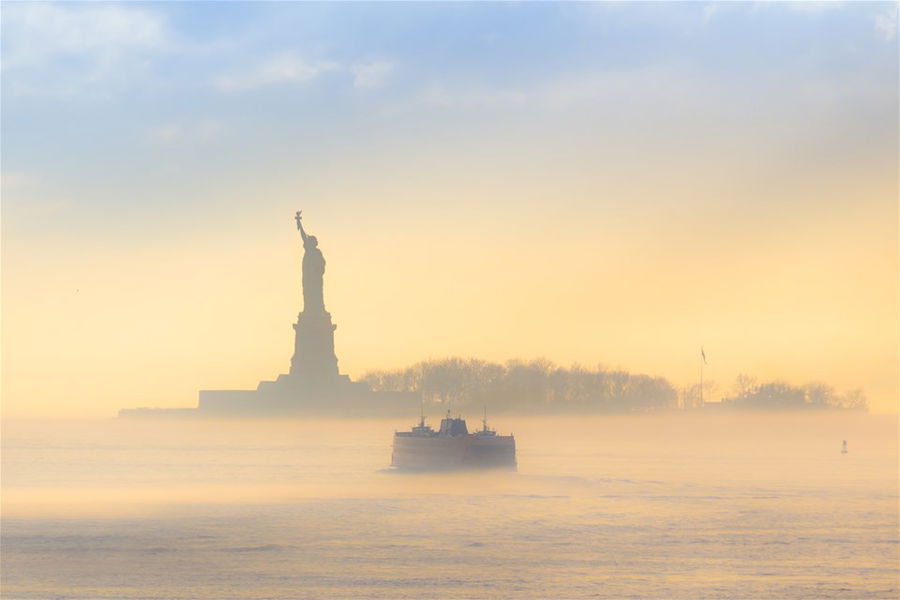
left=2, top=413, right=897, bottom=599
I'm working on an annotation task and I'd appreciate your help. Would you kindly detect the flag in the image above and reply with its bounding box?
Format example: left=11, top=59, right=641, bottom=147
left=701, top=347, right=707, bottom=365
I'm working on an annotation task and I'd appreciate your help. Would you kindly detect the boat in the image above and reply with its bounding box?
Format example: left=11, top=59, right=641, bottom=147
left=390, top=408, right=516, bottom=471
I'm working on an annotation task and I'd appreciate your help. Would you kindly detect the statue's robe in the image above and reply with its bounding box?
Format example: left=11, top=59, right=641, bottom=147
left=302, top=244, right=326, bottom=313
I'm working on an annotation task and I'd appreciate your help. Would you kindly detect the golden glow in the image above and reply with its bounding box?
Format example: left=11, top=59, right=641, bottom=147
left=3, top=152, right=896, bottom=417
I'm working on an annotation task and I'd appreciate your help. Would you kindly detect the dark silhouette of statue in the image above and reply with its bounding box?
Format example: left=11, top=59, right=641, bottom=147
left=289, top=210, right=339, bottom=382
left=295, top=210, right=325, bottom=313
left=119, top=210, right=420, bottom=417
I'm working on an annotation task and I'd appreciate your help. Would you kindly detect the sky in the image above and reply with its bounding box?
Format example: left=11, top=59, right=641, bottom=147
left=2, top=2, right=898, bottom=417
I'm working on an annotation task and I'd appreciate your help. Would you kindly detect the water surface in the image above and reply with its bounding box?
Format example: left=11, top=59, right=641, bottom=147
left=2, top=413, right=897, bottom=598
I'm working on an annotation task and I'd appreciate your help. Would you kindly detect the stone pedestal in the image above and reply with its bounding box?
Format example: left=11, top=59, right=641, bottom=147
left=289, top=309, right=340, bottom=385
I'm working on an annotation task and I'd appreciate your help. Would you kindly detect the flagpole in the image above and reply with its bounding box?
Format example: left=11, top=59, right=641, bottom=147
left=700, top=348, right=703, bottom=407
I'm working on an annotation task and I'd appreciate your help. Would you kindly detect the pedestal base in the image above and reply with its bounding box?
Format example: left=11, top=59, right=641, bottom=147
left=290, top=309, right=339, bottom=384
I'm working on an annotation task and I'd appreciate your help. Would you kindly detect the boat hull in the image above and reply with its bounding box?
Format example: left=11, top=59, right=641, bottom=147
left=391, top=434, right=516, bottom=471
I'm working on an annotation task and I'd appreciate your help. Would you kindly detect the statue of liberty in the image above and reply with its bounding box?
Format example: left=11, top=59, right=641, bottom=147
left=295, top=210, right=326, bottom=313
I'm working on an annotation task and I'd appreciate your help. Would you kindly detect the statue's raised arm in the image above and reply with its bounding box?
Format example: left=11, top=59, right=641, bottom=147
left=295, top=210, right=308, bottom=243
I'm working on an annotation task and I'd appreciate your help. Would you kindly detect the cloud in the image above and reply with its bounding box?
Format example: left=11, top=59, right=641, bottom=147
left=416, top=66, right=685, bottom=112
left=145, top=120, right=224, bottom=143
left=782, top=1, right=844, bottom=14
left=351, top=61, right=393, bottom=90
left=874, top=5, right=898, bottom=41
left=420, top=82, right=528, bottom=109
left=215, top=52, right=339, bottom=92
left=1, top=3, right=165, bottom=69
left=1, top=3, right=167, bottom=97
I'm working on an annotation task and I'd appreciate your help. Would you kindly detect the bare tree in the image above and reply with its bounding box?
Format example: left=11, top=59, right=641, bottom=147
left=732, top=373, right=757, bottom=399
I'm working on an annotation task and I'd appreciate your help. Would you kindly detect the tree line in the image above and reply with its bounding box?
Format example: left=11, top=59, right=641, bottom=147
left=362, top=358, right=677, bottom=414
left=362, top=358, right=868, bottom=414
left=718, top=375, right=868, bottom=411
